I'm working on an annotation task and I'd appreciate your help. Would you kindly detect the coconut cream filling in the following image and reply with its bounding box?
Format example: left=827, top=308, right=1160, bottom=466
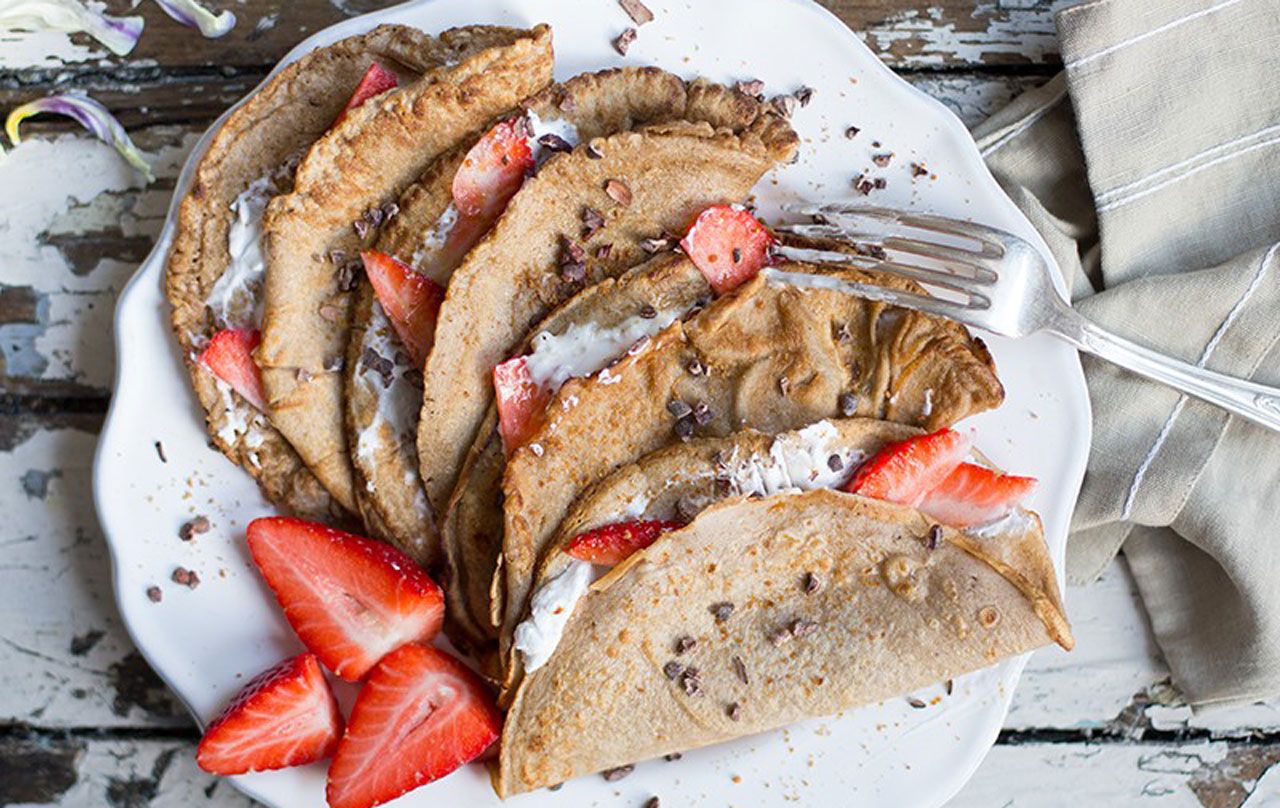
left=212, top=378, right=266, bottom=466
left=409, top=202, right=459, bottom=276
left=514, top=421, right=1036, bottom=670
left=206, top=173, right=278, bottom=330
left=523, top=306, right=683, bottom=393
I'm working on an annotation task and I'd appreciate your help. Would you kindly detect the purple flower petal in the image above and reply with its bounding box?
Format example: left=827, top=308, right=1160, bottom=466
left=5, top=92, right=154, bottom=181
left=0, top=0, right=144, bottom=56
left=153, top=0, right=235, bottom=38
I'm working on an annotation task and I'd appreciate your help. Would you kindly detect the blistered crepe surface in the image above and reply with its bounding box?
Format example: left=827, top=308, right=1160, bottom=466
left=417, top=84, right=799, bottom=528
left=164, top=25, right=447, bottom=520
left=498, top=489, right=1060, bottom=795
left=345, top=68, right=716, bottom=571
left=258, top=24, right=554, bottom=513
left=498, top=264, right=1006, bottom=675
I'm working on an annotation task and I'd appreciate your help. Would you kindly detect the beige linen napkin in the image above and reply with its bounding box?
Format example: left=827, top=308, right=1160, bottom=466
left=972, top=0, right=1280, bottom=709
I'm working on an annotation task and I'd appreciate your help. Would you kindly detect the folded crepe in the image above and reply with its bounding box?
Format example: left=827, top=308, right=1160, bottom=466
left=497, top=469, right=1071, bottom=795
left=257, top=24, right=554, bottom=514
left=165, top=25, right=455, bottom=520
left=497, top=263, right=1006, bottom=688
left=344, top=68, right=733, bottom=567
left=441, top=251, right=710, bottom=659
left=417, top=92, right=799, bottom=537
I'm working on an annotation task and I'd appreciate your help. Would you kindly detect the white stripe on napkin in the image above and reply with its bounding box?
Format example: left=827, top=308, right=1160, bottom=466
left=1065, top=0, right=1247, bottom=70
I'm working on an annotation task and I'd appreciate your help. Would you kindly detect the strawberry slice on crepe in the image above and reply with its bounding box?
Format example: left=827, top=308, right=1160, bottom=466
left=361, top=251, right=445, bottom=369
left=325, top=644, right=503, bottom=808
left=920, top=463, right=1037, bottom=528
left=334, top=62, right=398, bottom=127
left=681, top=204, right=776, bottom=294
left=418, top=118, right=534, bottom=279
left=196, top=653, right=342, bottom=776
left=565, top=520, right=684, bottom=566
left=246, top=517, right=444, bottom=681
left=493, top=356, right=550, bottom=455
left=844, top=428, right=969, bottom=506
left=199, top=328, right=267, bottom=412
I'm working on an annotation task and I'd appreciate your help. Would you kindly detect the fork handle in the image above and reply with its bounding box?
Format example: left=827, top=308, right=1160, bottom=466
left=1054, top=309, right=1280, bottom=432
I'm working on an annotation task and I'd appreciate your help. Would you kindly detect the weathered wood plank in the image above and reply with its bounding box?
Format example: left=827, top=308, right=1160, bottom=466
left=0, top=0, right=1062, bottom=78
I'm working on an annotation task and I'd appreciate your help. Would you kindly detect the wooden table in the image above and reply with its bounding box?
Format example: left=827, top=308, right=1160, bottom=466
left=1, top=2, right=1277, bottom=805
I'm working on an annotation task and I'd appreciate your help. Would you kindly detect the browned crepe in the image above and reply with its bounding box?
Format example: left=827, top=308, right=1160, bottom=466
left=497, top=488, right=1070, bottom=795
left=344, top=68, right=728, bottom=570
left=165, top=25, right=452, bottom=520
left=417, top=98, right=798, bottom=539
left=441, top=252, right=710, bottom=660
left=257, top=24, right=554, bottom=514
left=498, top=263, right=1006, bottom=685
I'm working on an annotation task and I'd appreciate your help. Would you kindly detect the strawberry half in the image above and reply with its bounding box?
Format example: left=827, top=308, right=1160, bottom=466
left=196, top=653, right=342, bottom=776
left=361, top=251, right=445, bottom=368
left=680, top=205, right=775, bottom=295
left=325, top=644, right=502, bottom=808
left=920, top=462, right=1037, bottom=528
left=565, top=519, right=684, bottom=566
left=246, top=517, right=444, bottom=682
left=452, top=118, right=533, bottom=220
left=199, top=328, right=267, bottom=412
left=844, top=428, right=969, bottom=507
left=493, top=356, right=550, bottom=455
left=334, top=62, right=398, bottom=127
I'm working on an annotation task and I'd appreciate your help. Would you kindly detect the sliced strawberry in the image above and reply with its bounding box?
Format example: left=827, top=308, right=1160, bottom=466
left=325, top=644, right=502, bottom=808
left=452, top=118, right=533, bottom=220
left=334, top=62, right=398, bottom=127
left=680, top=205, right=775, bottom=295
left=246, top=517, right=444, bottom=682
left=844, top=428, right=969, bottom=507
left=920, top=462, right=1037, bottom=528
left=199, top=328, right=266, bottom=412
left=361, top=251, right=444, bottom=368
left=197, top=653, right=342, bottom=776
left=564, top=519, right=684, bottom=566
left=493, top=356, right=550, bottom=455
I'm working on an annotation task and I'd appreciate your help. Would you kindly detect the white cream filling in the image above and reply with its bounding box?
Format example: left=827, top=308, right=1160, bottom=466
left=966, top=507, right=1035, bottom=538
left=409, top=202, right=459, bottom=280
left=514, top=558, right=596, bottom=672
left=212, top=378, right=266, bottom=454
left=719, top=421, right=865, bottom=497
left=526, top=109, right=581, bottom=163
left=523, top=307, right=682, bottom=392
left=207, top=173, right=276, bottom=329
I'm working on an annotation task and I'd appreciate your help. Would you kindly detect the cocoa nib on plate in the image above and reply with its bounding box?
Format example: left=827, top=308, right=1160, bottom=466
left=618, top=0, right=654, bottom=26
left=178, top=515, right=210, bottom=541
left=613, top=27, right=637, bottom=56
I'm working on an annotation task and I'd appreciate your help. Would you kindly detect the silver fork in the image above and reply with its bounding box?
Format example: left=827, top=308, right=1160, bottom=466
left=769, top=204, right=1280, bottom=432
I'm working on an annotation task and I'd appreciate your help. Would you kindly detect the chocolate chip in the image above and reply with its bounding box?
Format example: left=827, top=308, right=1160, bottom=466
left=585, top=143, right=604, bottom=160
left=663, top=660, right=685, bottom=680
left=686, top=358, right=706, bottom=376
left=927, top=524, right=943, bottom=550
left=613, top=27, right=637, bottom=56
left=769, top=94, right=796, bottom=119
left=186, top=570, right=201, bottom=589
left=595, top=243, right=613, bottom=260
left=663, top=752, right=683, bottom=761
left=582, top=206, right=606, bottom=239
left=353, top=218, right=371, bottom=239
left=873, top=177, right=887, bottom=190
left=640, top=237, right=670, bottom=254
left=912, top=162, right=929, bottom=178
left=945, top=679, right=954, bottom=695
left=732, top=655, right=749, bottom=684
left=154, top=441, right=167, bottom=463
left=674, top=417, right=694, bottom=441
left=618, top=0, right=655, bottom=25
left=639, top=303, right=657, bottom=319
left=839, top=391, right=858, bottom=417
left=768, top=626, right=793, bottom=646
left=732, top=247, right=742, bottom=264
left=602, top=764, right=634, bottom=782
left=562, top=237, right=587, bottom=263
left=907, top=697, right=928, bottom=709
left=680, top=667, right=702, bottom=696
left=146, top=586, right=162, bottom=603
left=854, top=174, right=875, bottom=196
left=361, top=347, right=395, bottom=387
left=381, top=201, right=399, bottom=222
left=795, top=86, right=814, bottom=107
left=548, top=783, right=563, bottom=791
left=667, top=399, right=692, bottom=419
left=845, top=125, right=861, bottom=139
left=327, top=249, right=347, bottom=265
left=872, top=152, right=893, bottom=167
left=643, top=798, right=661, bottom=808
left=791, top=618, right=818, bottom=638
left=171, top=567, right=191, bottom=586
left=872, top=140, right=882, bottom=148
left=803, top=571, right=822, bottom=594
left=538, top=133, right=573, bottom=153
left=827, top=454, right=844, bottom=472
left=675, top=635, right=696, bottom=654
left=709, top=601, right=735, bottom=622
left=605, top=178, right=633, bottom=206
left=691, top=401, right=713, bottom=426
left=778, top=376, right=791, bottom=396
left=178, top=515, right=210, bottom=541
left=727, top=701, right=742, bottom=721
left=335, top=259, right=362, bottom=292
left=735, top=79, right=765, bottom=97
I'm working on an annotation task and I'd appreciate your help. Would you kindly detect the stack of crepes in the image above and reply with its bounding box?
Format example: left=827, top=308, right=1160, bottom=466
left=165, top=21, right=1073, bottom=797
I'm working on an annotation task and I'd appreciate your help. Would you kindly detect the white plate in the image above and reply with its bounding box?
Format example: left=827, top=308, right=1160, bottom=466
left=94, top=1, right=1090, bottom=806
